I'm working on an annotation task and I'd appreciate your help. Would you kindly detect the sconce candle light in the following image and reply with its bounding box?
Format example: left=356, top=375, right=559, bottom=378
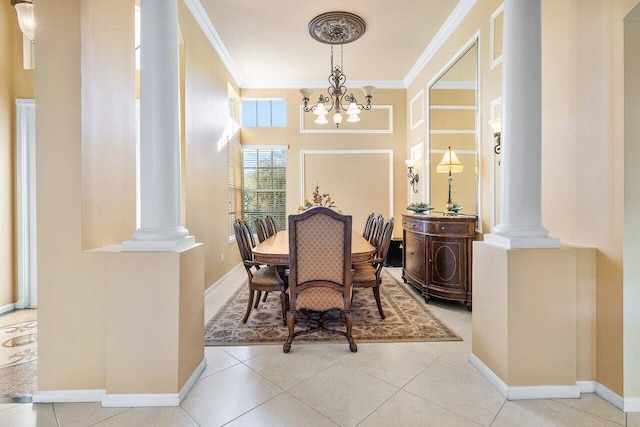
left=488, top=118, right=502, bottom=155
left=436, top=146, right=463, bottom=215
left=405, top=159, right=419, bottom=193
left=11, top=0, right=35, bottom=41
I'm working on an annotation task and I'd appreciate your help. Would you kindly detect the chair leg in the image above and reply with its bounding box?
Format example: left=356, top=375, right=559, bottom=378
left=372, top=286, right=385, bottom=319
left=254, top=291, right=262, bottom=308
left=243, top=289, right=255, bottom=323
left=345, top=310, right=357, bottom=352
left=283, top=310, right=296, bottom=353
left=279, top=291, right=288, bottom=326
left=262, top=291, right=269, bottom=302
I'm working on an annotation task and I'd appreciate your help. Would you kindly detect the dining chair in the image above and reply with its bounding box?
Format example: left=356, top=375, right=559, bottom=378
left=233, top=219, right=288, bottom=325
left=254, top=217, right=269, bottom=243
left=265, top=215, right=277, bottom=237
left=353, top=217, right=395, bottom=319
left=368, top=214, right=384, bottom=248
left=284, top=206, right=357, bottom=353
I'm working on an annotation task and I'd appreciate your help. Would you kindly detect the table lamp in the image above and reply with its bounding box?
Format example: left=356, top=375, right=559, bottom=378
left=436, top=146, right=463, bottom=215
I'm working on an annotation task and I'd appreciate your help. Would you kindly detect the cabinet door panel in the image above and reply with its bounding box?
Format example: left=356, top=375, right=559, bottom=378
left=429, top=236, right=466, bottom=291
left=404, top=231, right=426, bottom=283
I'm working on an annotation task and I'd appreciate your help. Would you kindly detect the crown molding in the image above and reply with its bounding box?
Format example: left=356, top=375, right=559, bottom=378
left=182, top=0, right=244, bottom=87
left=240, top=79, right=405, bottom=90
left=403, top=0, right=478, bottom=87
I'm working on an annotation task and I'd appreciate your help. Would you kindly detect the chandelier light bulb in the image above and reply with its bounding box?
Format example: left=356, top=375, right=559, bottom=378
left=347, top=114, right=360, bottom=123
left=346, top=102, right=360, bottom=115
left=315, top=114, right=328, bottom=125
left=314, top=103, right=328, bottom=116
left=333, top=112, right=343, bottom=125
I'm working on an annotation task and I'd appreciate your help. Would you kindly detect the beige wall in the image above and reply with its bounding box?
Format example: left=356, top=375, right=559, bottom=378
left=240, top=88, right=407, bottom=239
left=406, top=0, right=640, bottom=396
left=0, top=2, right=35, bottom=308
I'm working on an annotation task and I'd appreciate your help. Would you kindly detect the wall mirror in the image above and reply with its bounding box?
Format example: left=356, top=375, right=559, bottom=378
left=428, top=41, right=479, bottom=227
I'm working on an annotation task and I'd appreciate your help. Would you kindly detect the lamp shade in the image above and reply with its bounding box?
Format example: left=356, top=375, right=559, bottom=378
left=436, top=147, right=463, bottom=174
left=361, top=85, right=376, bottom=98
left=299, top=88, right=313, bottom=99
left=13, top=0, right=34, bottom=41
left=488, top=117, right=502, bottom=134
left=405, top=159, right=417, bottom=168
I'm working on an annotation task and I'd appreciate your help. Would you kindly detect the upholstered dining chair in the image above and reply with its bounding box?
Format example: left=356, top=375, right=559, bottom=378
left=362, top=212, right=375, bottom=240
left=353, top=217, right=395, bottom=319
left=368, top=214, right=384, bottom=248
left=284, top=206, right=357, bottom=353
left=233, top=219, right=288, bottom=325
left=254, top=217, right=269, bottom=243
left=265, top=215, right=278, bottom=237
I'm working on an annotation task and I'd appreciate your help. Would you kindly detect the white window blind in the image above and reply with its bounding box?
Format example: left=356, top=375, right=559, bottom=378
left=228, top=141, right=242, bottom=241
left=242, top=147, right=287, bottom=232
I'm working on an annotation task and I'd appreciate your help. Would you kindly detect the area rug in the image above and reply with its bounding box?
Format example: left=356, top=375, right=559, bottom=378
left=0, top=319, right=37, bottom=396
left=205, top=270, right=462, bottom=346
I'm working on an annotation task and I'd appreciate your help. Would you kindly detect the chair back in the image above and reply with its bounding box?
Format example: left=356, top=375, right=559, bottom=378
left=265, top=215, right=277, bottom=237
left=376, top=218, right=395, bottom=263
left=254, top=217, right=268, bottom=243
left=362, top=212, right=375, bottom=240
left=288, top=206, right=352, bottom=309
left=234, top=219, right=256, bottom=263
left=368, top=214, right=384, bottom=248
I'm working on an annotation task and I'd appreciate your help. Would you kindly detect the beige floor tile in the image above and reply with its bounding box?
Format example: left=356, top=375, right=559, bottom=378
left=628, top=412, right=640, bottom=426
left=200, top=346, right=240, bottom=379
left=340, top=342, right=437, bottom=388
left=219, top=344, right=278, bottom=361
left=0, top=403, right=57, bottom=427
left=54, top=402, right=129, bottom=427
left=244, top=343, right=348, bottom=389
left=493, top=399, right=622, bottom=427
left=403, top=357, right=504, bottom=426
left=0, top=309, right=37, bottom=327
left=0, top=403, right=21, bottom=412
left=288, top=362, right=399, bottom=427
left=359, top=390, right=482, bottom=427
left=92, top=407, right=197, bottom=427
left=552, top=393, right=626, bottom=425
left=226, top=392, right=338, bottom=427
left=181, top=363, right=283, bottom=426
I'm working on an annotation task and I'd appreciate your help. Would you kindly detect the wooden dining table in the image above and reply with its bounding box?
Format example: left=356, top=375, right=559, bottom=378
left=252, top=230, right=376, bottom=266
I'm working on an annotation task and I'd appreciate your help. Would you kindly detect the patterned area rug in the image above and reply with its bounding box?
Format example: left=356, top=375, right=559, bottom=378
left=205, top=270, right=461, bottom=346
left=0, top=318, right=37, bottom=396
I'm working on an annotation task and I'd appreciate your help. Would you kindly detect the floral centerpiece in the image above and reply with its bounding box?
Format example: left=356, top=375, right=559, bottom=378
left=298, top=184, right=341, bottom=212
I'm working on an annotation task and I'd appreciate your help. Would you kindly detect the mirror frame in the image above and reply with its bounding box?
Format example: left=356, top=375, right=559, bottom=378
left=426, top=34, right=481, bottom=232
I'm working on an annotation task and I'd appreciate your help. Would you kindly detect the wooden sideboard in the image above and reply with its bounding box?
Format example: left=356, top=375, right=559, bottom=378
left=401, top=213, right=476, bottom=311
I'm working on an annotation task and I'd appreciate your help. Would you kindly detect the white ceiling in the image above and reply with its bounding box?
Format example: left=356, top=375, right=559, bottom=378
left=195, top=0, right=468, bottom=89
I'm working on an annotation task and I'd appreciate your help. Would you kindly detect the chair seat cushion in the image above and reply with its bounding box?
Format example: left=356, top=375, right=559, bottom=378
left=296, top=287, right=343, bottom=311
left=352, top=263, right=376, bottom=284
left=252, top=265, right=281, bottom=286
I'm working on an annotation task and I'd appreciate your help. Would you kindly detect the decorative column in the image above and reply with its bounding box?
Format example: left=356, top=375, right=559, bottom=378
left=484, top=0, right=559, bottom=249
left=123, top=0, right=194, bottom=251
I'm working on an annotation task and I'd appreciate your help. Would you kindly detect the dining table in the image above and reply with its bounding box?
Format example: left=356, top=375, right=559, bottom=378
left=252, top=229, right=376, bottom=266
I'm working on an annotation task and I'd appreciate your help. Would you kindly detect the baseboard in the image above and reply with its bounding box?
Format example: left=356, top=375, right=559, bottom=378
left=205, top=263, right=243, bottom=296
left=33, top=389, right=105, bottom=403
left=576, top=381, right=596, bottom=393
left=624, top=397, right=640, bottom=412
left=471, top=353, right=579, bottom=400
left=595, top=382, right=624, bottom=410
left=101, top=357, right=207, bottom=407
left=0, top=303, right=15, bottom=315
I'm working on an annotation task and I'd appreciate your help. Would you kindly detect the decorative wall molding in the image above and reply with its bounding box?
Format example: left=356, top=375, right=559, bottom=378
left=410, top=90, right=424, bottom=130
left=300, top=150, right=394, bottom=218
left=490, top=3, right=505, bottom=69
left=431, top=80, right=476, bottom=90
left=299, top=105, right=393, bottom=134
left=489, top=96, right=502, bottom=231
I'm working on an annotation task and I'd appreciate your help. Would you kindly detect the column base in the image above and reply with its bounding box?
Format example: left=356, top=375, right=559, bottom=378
left=122, top=235, right=196, bottom=252
left=484, top=233, right=560, bottom=249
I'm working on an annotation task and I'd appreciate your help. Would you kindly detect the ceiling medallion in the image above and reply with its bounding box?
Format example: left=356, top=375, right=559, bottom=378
left=308, top=11, right=366, bottom=45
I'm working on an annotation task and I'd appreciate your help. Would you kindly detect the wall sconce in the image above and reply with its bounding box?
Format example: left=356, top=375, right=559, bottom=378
left=436, top=146, right=463, bottom=215
left=11, top=0, right=35, bottom=41
left=488, top=118, right=501, bottom=155
left=405, top=159, right=419, bottom=193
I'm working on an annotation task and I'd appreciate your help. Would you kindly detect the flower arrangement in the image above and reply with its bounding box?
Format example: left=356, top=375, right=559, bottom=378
left=298, top=184, right=340, bottom=212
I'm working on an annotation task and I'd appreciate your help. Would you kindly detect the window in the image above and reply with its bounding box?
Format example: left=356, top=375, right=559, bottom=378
left=228, top=141, right=242, bottom=241
left=242, top=147, right=287, bottom=232
left=241, top=100, right=286, bottom=127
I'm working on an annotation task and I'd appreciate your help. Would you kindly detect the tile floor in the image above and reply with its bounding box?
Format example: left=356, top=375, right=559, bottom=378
left=1, top=267, right=638, bottom=426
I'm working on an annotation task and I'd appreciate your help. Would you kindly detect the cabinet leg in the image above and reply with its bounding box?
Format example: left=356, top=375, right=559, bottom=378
left=465, top=301, right=472, bottom=311
left=423, top=291, right=430, bottom=304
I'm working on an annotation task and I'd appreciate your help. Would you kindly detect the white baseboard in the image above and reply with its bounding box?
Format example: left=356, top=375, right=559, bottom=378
left=576, top=381, right=596, bottom=393
left=0, top=303, right=15, bottom=315
left=33, top=389, right=105, bottom=403
left=102, top=357, right=207, bottom=407
left=205, top=263, right=243, bottom=296
left=469, top=353, right=508, bottom=398
left=32, top=358, right=207, bottom=407
left=624, top=397, right=640, bottom=412
left=595, top=382, right=624, bottom=410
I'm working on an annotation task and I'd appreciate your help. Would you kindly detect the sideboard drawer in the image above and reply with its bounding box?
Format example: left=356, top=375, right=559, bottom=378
left=425, top=221, right=473, bottom=236
left=402, top=218, right=426, bottom=233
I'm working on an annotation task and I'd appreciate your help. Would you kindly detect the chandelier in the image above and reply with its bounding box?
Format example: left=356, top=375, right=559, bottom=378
left=300, top=12, right=375, bottom=128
